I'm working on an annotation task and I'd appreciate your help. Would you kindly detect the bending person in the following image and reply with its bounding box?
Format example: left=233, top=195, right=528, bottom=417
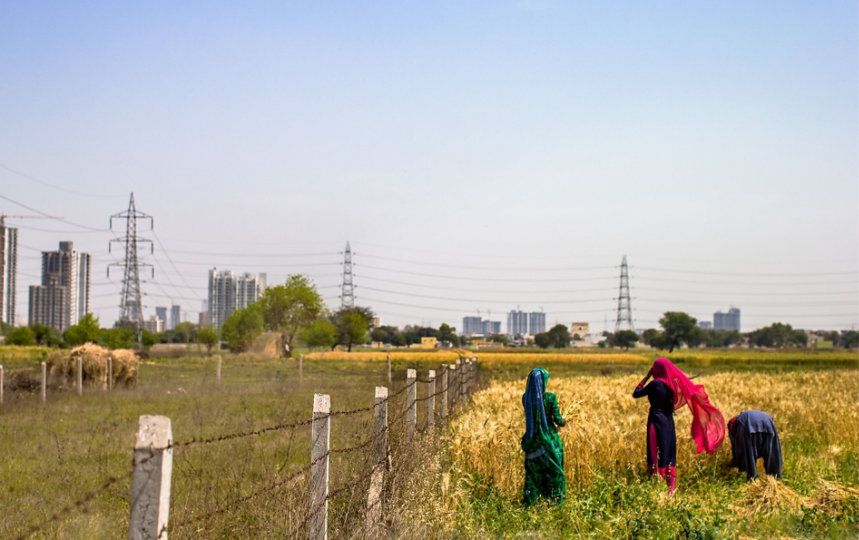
left=633, top=358, right=726, bottom=496
left=728, top=410, right=782, bottom=481
left=521, top=367, right=566, bottom=505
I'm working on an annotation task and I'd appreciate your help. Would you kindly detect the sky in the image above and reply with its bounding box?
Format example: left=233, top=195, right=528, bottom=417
left=1, top=1, right=857, bottom=334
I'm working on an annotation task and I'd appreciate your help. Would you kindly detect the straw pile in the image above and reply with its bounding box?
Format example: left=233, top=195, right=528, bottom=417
left=46, top=343, right=138, bottom=388
left=733, top=476, right=805, bottom=516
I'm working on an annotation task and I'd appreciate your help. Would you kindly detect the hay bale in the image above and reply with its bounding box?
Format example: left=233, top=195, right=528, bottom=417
left=45, top=344, right=138, bottom=389
left=732, top=476, right=806, bottom=517
left=814, top=481, right=859, bottom=518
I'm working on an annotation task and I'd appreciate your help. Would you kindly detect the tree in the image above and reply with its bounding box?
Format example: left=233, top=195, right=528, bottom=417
left=300, top=319, right=339, bottom=350
left=641, top=328, right=660, bottom=346
left=488, top=333, right=509, bottom=346
left=658, top=312, right=698, bottom=352
left=534, top=332, right=551, bottom=349
left=748, top=322, right=807, bottom=349
left=610, top=330, right=639, bottom=350
left=548, top=324, right=571, bottom=349
left=100, top=327, right=135, bottom=349
left=197, top=326, right=219, bottom=355
left=63, top=313, right=101, bottom=346
left=6, top=326, right=36, bottom=346
left=438, top=323, right=460, bottom=346
left=31, top=324, right=62, bottom=347
left=331, top=306, right=374, bottom=352
left=141, top=330, right=157, bottom=349
left=259, top=275, right=325, bottom=357
left=843, top=330, right=859, bottom=349
left=172, top=322, right=198, bottom=343
left=221, top=304, right=264, bottom=353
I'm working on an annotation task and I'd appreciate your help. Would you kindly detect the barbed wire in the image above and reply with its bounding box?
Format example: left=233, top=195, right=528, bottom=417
left=169, top=451, right=327, bottom=534
left=17, top=363, right=481, bottom=539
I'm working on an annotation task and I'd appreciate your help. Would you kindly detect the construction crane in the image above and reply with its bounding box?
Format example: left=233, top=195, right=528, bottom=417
left=0, top=214, right=63, bottom=227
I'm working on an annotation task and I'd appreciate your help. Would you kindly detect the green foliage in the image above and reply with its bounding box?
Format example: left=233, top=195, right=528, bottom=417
left=748, top=322, right=808, bottom=348
left=196, top=326, right=219, bottom=354
left=6, top=326, right=36, bottom=346
left=843, top=330, right=858, bottom=348
left=331, top=306, right=373, bottom=352
left=488, top=333, right=509, bottom=345
left=172, top=321, right=198, bottom=343
left=31, top=324, right=63, bottom=347
left=535, top=324, right=571, bottom=349
left=258, top=274, right=325, bottom=356
left=100, top=327, right=135, bottom=349
left=221, top=304, right=264, bottom=353
left=606, top=329, right=638, bottom=349
left=63, top=313, right=101, bottom=346
left=438, top=323, right=460, bottom=346
left=299, top=318, right=339, bottom=349
left=141, top=330, right=157, bottom=349
left=659, top=311, right=699, bottom=352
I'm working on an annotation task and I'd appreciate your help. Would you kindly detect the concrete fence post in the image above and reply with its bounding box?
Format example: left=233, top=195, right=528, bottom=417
left=440, top=365, right=448, bottom=419
left=365, top=386, right=388, bottom=534
left=129, top=415, right=173, bottom=540
left=426, top=370, right=435, bottom=432
left=299, top=354, right=304, bottom=387
left=216, top=355, right=222, bottom=386
left=107, top=356, right=113, bottom=391
left=386, top=354, right=391, bottom=385
left=406, top=369, right=416, bottom=440
left=76, top=357, right=83, bottom=396
left=448, top=364, right=456, bottom=407
left=309, top=393, right=330, bottom=540
left=41, top=361, right=46, bottom=403
left=0, top=365, right=3, bottom=405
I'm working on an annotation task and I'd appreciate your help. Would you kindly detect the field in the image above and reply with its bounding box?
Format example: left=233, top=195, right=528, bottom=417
left=0, top=347, right=856, bottom=538
left=413, top=356, right=859, bottom=538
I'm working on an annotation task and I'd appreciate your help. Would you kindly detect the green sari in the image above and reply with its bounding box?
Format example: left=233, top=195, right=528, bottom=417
left=521, top=367, right=566, bottom=505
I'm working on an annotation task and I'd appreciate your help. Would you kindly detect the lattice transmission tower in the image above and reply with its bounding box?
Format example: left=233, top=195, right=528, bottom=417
left=340, top=241, right=354, bottom=308
left=109, top=193, right=153, bottom=343
left=614, top=254, right=635, bottom=332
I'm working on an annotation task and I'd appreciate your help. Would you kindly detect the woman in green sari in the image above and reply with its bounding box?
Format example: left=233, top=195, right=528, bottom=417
left=521, top=367, right=566, bottom=505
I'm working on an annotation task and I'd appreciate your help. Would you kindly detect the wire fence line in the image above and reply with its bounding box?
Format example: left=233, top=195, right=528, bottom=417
left=15, top=356, right=480, bottom=539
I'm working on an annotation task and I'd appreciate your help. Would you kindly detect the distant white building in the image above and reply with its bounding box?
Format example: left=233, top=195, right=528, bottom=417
left=209, top=269, right=267, bottom=328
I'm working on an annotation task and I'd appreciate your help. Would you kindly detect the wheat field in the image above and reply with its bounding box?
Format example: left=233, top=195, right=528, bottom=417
left=433, top=369, right=859, bottom=538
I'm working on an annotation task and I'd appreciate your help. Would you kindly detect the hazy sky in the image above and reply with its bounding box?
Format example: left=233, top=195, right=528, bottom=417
left=2, top=1, right=857, bottom=333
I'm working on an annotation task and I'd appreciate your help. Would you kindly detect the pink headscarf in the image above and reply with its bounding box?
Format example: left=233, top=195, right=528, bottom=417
left=651, top=358, right=725, bottom=454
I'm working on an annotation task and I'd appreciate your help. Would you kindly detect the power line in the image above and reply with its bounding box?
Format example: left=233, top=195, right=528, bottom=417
left=357, top=263, right=616, bottom=283
left=357, top=252, right=616, bottom=272
left=0, top=162, right=118, bottom=198
left=634, top=266, right=858, bottom=277
left=0, top=193, right=108, bottom=232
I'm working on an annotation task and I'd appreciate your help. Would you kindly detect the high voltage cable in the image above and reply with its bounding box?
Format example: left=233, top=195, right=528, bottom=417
left=152, top=230, right=205, bottom=302
left=162, top=260, right=341, bottom=268
left=0, top=162, right=118, bottom=198
left=146, top=248, right=341, bottom=258
left=634, top=286, right=857, bottom=297
left=357, top=263, right=615, bottom=282
left=358, top=295, right=612, bottom=314
left=357, top=252, right=616, bottom=272
left=0, top=193, right=108, bottom=232
left=357, top=285, right=619, bottom=305
left=633, top=266, right=858, bottom=277
left=355, top=274, right=618, bottom=294
left=630, top=276, right=859, bottom=287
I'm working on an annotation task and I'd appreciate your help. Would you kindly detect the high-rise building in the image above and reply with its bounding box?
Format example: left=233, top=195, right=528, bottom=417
left=170, top=304, right=181, bottom=330
left=482, top=320, right=501, bottom=335
left=208, top=269, right=236, bottom=329
left=507, top=310, right=528, bottom=336
left=208, top=269, right=266, bottom=328
left=0, top=222, right=17, bottom=326
left=714, top=307, right=741, bottom=332
left=155, top=306, right=168, bottom=325
left=28, top=241, right=90, bottom=331
left=529, top=312, right=546, bottom=335
left=236, top=272, right=265, bottom=310
left=462, top=316, right=482, bottom=336
left=144, top=315, right=165, bottom=334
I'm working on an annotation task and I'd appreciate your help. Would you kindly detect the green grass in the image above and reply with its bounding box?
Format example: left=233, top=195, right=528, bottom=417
left=1, top=352, right=453, bottom=539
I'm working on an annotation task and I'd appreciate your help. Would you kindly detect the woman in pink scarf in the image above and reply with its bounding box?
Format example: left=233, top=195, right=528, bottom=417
left=633, top=358, right=725, bottom=496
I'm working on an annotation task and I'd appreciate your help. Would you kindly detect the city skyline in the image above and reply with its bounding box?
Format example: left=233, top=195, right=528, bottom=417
left=1, top=2, right=856, bottom=332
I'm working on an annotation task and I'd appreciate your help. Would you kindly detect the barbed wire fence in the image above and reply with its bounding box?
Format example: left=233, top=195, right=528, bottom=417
left=15, top=355, right=480, bottom=539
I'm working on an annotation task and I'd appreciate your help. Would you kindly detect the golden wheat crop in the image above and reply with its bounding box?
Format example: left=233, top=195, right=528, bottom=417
left=448, top=370, right=859, bottom=497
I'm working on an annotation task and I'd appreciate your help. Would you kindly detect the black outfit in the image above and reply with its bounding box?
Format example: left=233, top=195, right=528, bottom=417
left=729, top=410, right=782, bottom=480
left=633, top=380, right=677, bottom=468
